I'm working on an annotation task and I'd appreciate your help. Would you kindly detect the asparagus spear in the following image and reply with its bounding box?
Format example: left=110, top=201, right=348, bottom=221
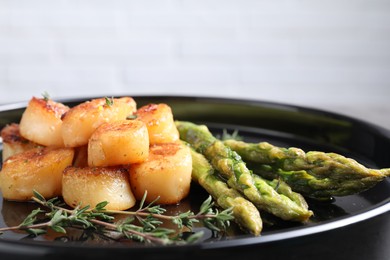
left=190, top=146, right=263, bottom=236
left=224, top=139, right=390, bottom=200
left=257, top=175, right=310, bottom=212
left=176, top=121, right=313, bottom=222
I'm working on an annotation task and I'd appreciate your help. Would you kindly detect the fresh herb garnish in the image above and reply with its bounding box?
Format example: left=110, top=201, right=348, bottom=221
left=42, top=91, right=50, bottom=101
left=104, top=96, right=114, bottom=107
left=0, top=190, right=233, bottom=245
left=126, top=114, right=138, bottom=120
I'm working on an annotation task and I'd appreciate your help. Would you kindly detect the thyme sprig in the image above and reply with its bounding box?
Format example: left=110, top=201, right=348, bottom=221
left=104, top=96, right=114, bottom=107
left=0, top=191, right=234, bottom=245
left=42, top=91, right=50, bottom=101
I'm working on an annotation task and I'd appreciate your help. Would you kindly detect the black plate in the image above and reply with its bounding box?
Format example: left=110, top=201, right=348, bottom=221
left=0, top=95, right=389, bottom=260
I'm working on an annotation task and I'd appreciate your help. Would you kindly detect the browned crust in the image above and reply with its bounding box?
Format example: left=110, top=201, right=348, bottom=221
left=0, top=123, right=29, bottom=143
left=63, top=166, right=129, bottom=178
left=30, top=97, right=69, bottom=119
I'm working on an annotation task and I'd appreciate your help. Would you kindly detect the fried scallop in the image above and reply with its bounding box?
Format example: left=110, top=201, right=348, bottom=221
left=62, top=166, right=136, bottom=210
left=19, top=97, right=69, bottom=147
left=88, top=120, right=149, bottom=167
left=135, top=103, right=179, bottom=144
left=0, top=147, right=74, bottom=201
left=61, top=97, right=137, bottom=147
left=1, top=123, right=42, bottom=162
left=128, top=142, right=192, bottom=205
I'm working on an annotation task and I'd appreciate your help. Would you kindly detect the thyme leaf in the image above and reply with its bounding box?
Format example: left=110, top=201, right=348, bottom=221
left=104, top=96, right=114, bottom=107
left=126, top=114, right=138, bottom=120
left=42, top=91, right=50, bottom=101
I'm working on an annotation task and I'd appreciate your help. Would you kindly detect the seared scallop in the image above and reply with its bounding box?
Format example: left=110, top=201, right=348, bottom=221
left=1, top=123, right=42, bottom=162
left=128, top=142, right=192, bottom=205
left=135, top=103, right=179, bottom=144
left=0, top=147, right=74, bottom=201
left=19, top=97, right=69, bottom=147
left=61, top=97, right=137, bottom=147
left=62, top=166, right=136, bottom=210
left=88, top=120, right=149, bottom=167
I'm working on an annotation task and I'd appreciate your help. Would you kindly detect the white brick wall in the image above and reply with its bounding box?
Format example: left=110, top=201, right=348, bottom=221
left=0, top=0, right=390, bottom=128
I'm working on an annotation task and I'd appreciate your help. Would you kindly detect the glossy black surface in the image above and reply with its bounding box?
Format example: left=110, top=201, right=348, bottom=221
left=0, top=95, right=389, bottom=260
